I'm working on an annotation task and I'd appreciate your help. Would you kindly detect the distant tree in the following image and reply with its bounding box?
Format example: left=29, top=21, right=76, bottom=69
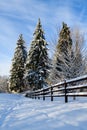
left=0, top=76, right=8, bottom=93
left=50, top=22, right=72, bottom=83
left=9, top=34, right=27, bottom=93
left=25, top=19, right=49, bottom=90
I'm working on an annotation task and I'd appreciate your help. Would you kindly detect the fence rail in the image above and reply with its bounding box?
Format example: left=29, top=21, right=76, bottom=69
left=25, top=75, right=87, bottom=103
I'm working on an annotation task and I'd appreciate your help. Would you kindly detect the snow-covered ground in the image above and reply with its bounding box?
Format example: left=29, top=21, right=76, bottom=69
left=0, top=93, right=87, bottom=130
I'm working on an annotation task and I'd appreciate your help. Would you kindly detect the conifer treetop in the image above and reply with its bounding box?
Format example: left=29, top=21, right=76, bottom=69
left=59, top=22, right=71, bottom=41
left=33, top=18, right=45, bottom=40
left=57, top=22, right=72, bottom=53
left=17, top=34, right=25, bottom=45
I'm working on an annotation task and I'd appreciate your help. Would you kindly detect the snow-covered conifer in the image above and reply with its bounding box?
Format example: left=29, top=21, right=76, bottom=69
left=9, top=34, right=27, bottom=93
left=25, top=19, right=49, bottom=90
left=50, top=22, right=72, bottom=83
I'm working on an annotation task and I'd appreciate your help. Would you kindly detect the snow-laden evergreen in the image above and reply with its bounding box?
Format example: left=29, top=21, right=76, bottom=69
left=9, top=34, right=27, bottom=93
left=50, top=22, right=72, bottom=83
left=25, top=19, right=49, bottom=90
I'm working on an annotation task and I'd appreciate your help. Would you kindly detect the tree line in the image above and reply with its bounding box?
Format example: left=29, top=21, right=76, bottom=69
left=8, top=19, right=87, bottom=93
left=0, top=76, right=8, bottom=93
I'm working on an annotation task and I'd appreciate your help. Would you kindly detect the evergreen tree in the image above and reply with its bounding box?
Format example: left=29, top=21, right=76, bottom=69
left=25, top=19, right=49, bottom=90
left=9, top=34, right=27, bottom=93
left=50, top=22, right=72, bottom=83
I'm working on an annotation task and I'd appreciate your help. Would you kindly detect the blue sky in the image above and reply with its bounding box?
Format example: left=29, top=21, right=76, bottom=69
left=0, top=0, right=87, bottom=76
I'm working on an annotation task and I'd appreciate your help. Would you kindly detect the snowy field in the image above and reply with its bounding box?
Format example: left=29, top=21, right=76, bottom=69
left=0, top=94, right=87, bottom=130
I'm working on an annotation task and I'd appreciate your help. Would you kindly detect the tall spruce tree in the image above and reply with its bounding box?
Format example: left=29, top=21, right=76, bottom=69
left=50, top=22, right=72, bottom=83
left=25, top=19, right=49, bottom=90
left=9, top=34, right=27, bottom=93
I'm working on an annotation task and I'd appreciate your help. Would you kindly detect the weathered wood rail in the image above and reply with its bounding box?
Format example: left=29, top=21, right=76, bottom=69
left=25, top=75, right=87, bottom=103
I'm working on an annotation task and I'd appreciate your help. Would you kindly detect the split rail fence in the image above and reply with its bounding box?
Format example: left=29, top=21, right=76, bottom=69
left=25, top=75, right=87, bottom=103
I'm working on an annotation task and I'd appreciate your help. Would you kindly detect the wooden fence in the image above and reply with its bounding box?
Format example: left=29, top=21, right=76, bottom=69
left=25, top=75, right=87, bottom=103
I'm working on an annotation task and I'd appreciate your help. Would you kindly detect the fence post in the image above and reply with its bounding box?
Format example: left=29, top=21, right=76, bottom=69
left=43, top=89, right=45, bottom=101
left=64, top=80, right=68, bottom=103
left=32, top=92, right=34, bottom=99
left=35, top=93, right=36, bottom=99
left=37, top=91, right=40, bottom=99
left=51, top=86, right=53, bottom=101
left=38, top=96, right=40, bottom=99
left=33, top=92, right=35, bottom=99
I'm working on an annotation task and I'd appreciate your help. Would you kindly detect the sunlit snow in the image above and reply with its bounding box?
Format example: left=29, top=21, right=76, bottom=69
left=0, top=93, right=87, bottom=130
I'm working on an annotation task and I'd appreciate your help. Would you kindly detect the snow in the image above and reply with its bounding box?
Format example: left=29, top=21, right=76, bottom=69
left=0, top=93, right=87, bottom=130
